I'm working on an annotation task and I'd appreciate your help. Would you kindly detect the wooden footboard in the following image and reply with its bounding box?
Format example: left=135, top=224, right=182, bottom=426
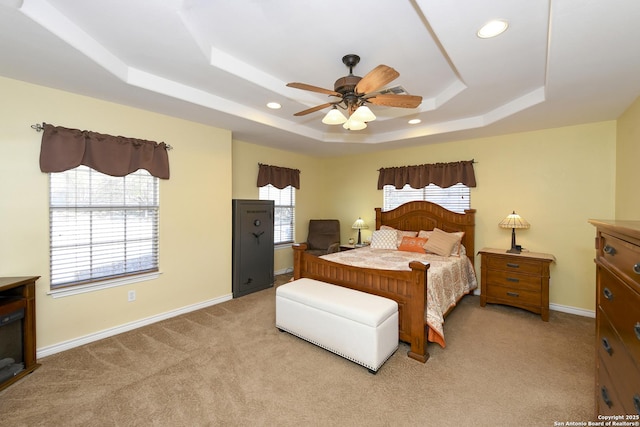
left=293, top=243, right=431, bottom=363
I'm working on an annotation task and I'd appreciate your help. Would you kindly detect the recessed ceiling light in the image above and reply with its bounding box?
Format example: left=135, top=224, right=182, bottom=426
left=408, top=119, right=421, bottom=125
left=266, top=102, right=281, bottom=109
left=477, top=19, right=509, bottom=38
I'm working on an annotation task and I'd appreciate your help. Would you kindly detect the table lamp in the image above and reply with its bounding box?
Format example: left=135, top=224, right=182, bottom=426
left=499, top=211, right=530, bottom=254
left=352, top=217, right=369, bottom=246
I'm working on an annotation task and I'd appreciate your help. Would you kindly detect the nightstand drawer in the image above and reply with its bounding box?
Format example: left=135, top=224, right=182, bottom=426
left=485, top=269, right=541, bottom=291
left=486, top=284, right=540, bottom=306
left=600, top=233, right=640, bottom=290
left=597, top=265, right=640, bottom=363
left=486, top=256, right=542, bottom=275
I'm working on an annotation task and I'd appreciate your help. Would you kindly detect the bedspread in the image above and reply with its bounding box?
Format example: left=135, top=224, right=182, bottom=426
left=321, top=247, right=478, bottom=347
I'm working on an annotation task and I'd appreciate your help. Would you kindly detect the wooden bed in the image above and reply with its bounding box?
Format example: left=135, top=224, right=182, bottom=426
left=292, top=201, right=476, bottom=363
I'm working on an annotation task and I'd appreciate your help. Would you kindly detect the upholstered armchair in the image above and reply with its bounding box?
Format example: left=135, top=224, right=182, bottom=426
left=304, top=219, right=341, bottom=256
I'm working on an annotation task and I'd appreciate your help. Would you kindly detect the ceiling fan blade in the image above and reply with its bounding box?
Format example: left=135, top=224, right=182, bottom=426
left=367, top=94, right=422, bottom=108
left=287, top=82, right=341, bottom=97
left=293, top=103, right=334, bottom=116
left=355, top=65, right=399, bottom=95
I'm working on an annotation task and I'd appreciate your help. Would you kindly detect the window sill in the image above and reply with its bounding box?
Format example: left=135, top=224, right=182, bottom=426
left=47, top=272, right=161, bottom=299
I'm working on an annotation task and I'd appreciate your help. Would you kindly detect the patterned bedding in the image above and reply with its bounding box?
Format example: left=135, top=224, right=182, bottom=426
left=321, top=246, right=478, bottom=347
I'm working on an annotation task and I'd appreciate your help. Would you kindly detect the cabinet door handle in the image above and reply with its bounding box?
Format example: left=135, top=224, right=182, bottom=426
left=601, top=337, right=612, bottom=355
left=603, top=244, right=616, bottom=255
left=634, top=263, right=640, bottom=275
left=603, top=287, right=614, bottom=301
left=506, top=277, right=520, bottom=283
left=633, top=395, right=640, bottom=416
left=506, top=291, right=520, bottom=298
left=635, top=322, right=640, bottom=341
left=506, top=263, right=520, bottom=268
left=601, top=386, right=613, bottom=408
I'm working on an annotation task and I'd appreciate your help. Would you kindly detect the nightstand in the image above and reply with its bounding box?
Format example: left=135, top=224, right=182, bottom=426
left=478, top=248, right=556, bottom=321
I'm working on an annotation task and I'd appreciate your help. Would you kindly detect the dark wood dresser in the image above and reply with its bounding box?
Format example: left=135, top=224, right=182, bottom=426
left=478, top=248, right=555, bottom=321
left=589, top=220, right=640, bottom=416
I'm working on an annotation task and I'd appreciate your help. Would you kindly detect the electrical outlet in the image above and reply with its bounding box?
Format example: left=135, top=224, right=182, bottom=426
left=127, top=290, right=136, bottom=302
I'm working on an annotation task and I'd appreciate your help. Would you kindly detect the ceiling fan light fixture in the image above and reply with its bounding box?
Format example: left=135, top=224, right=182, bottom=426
left=322, top=107, right=348, bottom=125
left=351, top=104, right=376, bottom=122
left=343, top=118, right=367, bottom=131
left=477, top=19, right=509, bottom=38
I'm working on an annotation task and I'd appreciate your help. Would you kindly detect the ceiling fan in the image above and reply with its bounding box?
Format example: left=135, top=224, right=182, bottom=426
left=286, top=54, right=422, bottom=130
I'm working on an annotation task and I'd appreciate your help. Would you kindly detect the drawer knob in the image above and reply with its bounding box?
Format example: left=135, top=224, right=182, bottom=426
left=506, top=263, right=520, bottom=268
left=634, top=263, right=640, bottom=274
left=506, top=291, right=520, bottom=298
left=603, top=287, right=614, bottom=301
left=601, top=337, right=612, bottom=355
left=603, top=244, right=616, bottom=255
left=634, top=395, right=640, bottom=416
left=506, top=277, right=520, bottom=283
left=601, top=386, right=613, bottom=408
left=635, top=322, right=640, bottom=341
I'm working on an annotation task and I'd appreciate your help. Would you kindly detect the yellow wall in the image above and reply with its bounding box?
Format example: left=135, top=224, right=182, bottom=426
left=616, top=96, right=640, bottom=218
left=324, top=123, right=616, bottom=311
left=231, top=140, right=329, bottom=272
left=0, top=76, right=233, bottom=348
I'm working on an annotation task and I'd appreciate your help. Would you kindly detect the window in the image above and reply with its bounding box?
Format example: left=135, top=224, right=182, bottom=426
left=49, top=166, right=159, bottom=289
left=259, top=184, right=295, bottom=245
left=383, top=183, right=470, bottom=213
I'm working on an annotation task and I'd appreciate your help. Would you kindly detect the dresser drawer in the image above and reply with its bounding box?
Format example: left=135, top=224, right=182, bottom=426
left=597, top=265, right=640, bottom=363
left=486, top=284, right=540, bottom=306
left=597, top=355, right=627, bottom=416
left=485, top=269, right=541, bottom=291
left=486, top=256, right=542, bottom=275
left=600, top=233, right=640, bottom=290
left=597, top=309, right=640, bottom=415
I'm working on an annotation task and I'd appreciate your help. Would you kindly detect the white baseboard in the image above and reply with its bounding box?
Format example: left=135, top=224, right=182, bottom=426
left=37, top=293, right=233, bottom=359
left=549, top=302, right=595, bottom=318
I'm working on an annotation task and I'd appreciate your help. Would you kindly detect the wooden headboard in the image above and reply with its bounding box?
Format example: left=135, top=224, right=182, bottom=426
left=375, top=201, right=476, bottom=265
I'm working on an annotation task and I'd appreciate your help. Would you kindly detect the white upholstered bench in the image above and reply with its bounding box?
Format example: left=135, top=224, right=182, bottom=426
left=275, top=278, right=399, bottom=373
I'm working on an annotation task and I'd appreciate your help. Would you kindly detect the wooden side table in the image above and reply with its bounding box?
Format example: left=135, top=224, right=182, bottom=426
left=478, top=248, right=555, bottom=321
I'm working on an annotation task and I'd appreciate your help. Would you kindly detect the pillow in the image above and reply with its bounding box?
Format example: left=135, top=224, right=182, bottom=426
left=370, top=229, right=398, bottom=249
left=419, top=229, right=465, bottom=256
left=381, top=225, right=418, bottom=247
left=398, top=236, right=428, bottom=253
left=423, top=228, right=462, bottom=257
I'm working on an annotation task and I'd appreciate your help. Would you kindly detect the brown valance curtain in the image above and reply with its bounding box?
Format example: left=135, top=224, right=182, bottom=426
left=377, top=160, right=476, bottom=189
left=257, top=163, right=300, bottom=189
left=39, top=123, right=170, bottom=179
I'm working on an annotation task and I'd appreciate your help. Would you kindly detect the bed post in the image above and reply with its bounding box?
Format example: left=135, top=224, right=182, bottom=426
left=407, top=261, right=430, bottom=363
left=292, top=243, right=306, bottom=280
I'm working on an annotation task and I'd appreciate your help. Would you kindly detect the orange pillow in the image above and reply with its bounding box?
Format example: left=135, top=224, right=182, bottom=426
left=398, top=236, right=428, bottom=253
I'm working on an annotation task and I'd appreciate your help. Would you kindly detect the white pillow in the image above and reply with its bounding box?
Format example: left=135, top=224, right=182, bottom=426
left=381, top=225, right=418, bottom=247
left=370, top=229, right=398, bottom=249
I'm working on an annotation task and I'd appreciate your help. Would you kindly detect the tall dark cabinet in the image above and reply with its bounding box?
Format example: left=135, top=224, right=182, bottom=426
left=232, top=200, right=274, bottom=298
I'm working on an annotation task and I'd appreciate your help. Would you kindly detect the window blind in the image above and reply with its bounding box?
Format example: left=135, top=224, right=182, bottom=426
left=383, top=183, right=470, bottom=213
left=259, top=184, right=295, bottom=245
left=49, top=166, right=159, bottom=288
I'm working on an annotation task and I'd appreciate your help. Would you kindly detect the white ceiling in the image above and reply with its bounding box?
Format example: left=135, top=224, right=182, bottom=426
left=1, top=0, right=639, bottom=157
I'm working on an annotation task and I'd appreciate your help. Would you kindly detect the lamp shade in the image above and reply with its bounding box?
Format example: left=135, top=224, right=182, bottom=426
left=351, top=105, right=376, bottom=122
left=352, top=217, right=368, bottom=230
left=322, top=107, right=347, bottom=125
left=498, top=211, right=530, bottom=229
left=343, top=118, right=367, bottom=131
